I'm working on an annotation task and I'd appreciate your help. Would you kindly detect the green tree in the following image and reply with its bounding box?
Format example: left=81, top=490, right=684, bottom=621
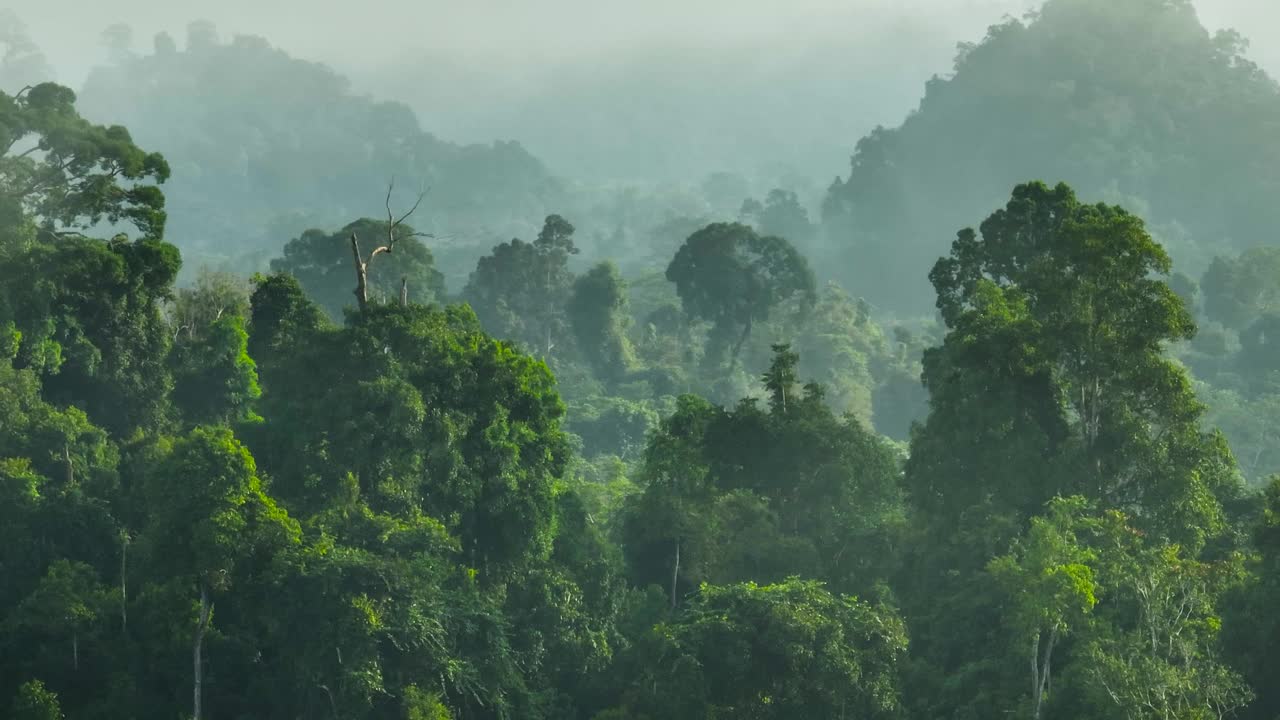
left=1223, top=477, right=1280, bottom=720
left=169, top=312, right=261, bottom=426
left=138, top=426, right=299, bottom=720
left=9, top=680, right=63, bottom=720
left=0, top=83, right=169, bottom=243
left=1, top=235, right=181, bottom=436
left=740, top=188, right=815, bottom=248
left=621, top=347, right=903, bottom=603
left=610, top=579, right=907, bottom=720
left=1080, top=544, right=1251, bottom=720
left=900, top=182, right=1243, bottom=718
left=8, top=560, right=113, bottom=673
left=1200, top=248, right=1280, bottom=331
left=911, top=181, right=1236, bottom=548
left=665, top=222, right=815, bottom=369
left=464, top=214, right=579, bottom=357
left=568, top=262, right=635, bottom=383
left=988, top=497, right=1101, bottom=719
left=271, top=217, right=446, bottom=321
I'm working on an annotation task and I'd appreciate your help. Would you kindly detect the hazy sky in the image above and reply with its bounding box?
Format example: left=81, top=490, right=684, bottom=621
left=16, top=0, right=1279, bottom=84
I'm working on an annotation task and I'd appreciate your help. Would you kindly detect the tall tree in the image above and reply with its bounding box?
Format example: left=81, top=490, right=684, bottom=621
left=567, top=261, right=635, bottom=383
left=900, top=181, right=1243, bottom=718
left=0, top=83, right=169, bottom=243
left=910, top=181, right=1237, bottom=548
left=606, top=578, right=907, bottom=720
left=665, top=222, right=815, bottom=369
left=464, top=214, right=579, bottom=357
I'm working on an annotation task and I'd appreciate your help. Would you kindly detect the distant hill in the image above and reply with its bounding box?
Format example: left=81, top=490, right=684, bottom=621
left=822, top=0, right=1280, bottom=313
left=76, top=25, right=565, bottom=279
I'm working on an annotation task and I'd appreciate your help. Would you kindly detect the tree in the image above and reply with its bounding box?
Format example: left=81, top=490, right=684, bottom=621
left=169, top=312, right=261, bottom=426
left=1, top=235, right=181, bottom=436
left=0, top=83, right=169, bottom=243
left=0, top=11, right=54, bottom=92
left=9, top=680, right=63, bottom=720
left=665, top=222, right=815, bottom=369
left=247, top=294, right=569, bottom=575
left=911, top=181, right=1236, bottom=548
left=988, top=497, right=1101, bottom=719
left=138, top=427, right=299, bottom=720
left=9, top=560, right=112, bottom=673
left=1081, top=544, right=1251, bottom=720
left=245, top=272, right=331, bottom=392
left=464, top=214, right=579, bottom=357
left=899, top=182, right=1243, bottom=718
left=740, top=188, right=815, bottom=248
left=272, top=216, right=445, bottom=320
left=621, top=347, right=904, bottom=602
left=568, top=262, right=635, bottom=383
left=1200, top=248, right=1280, bottom=331
left=609, top=579, right=907, bottom=720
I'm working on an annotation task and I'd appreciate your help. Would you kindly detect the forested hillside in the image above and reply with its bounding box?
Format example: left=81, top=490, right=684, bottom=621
left=74, top=23, right=565, bottom=280
left=823, top=0, right=1280, bottom=312
left=3, top=0, right=1280, bottom=718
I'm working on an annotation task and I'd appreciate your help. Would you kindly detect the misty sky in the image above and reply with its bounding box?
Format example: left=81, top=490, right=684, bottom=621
left=11, top=0, right=1280, bottom=185
left=17, top=0, right=1279, bottom=83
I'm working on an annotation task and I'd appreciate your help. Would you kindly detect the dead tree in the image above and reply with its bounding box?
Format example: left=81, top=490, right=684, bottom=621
left=350, top=178, right=428, bottom=310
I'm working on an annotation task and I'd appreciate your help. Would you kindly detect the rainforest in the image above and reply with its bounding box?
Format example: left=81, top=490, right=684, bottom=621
left=2, top=1, right=1279, bottom=718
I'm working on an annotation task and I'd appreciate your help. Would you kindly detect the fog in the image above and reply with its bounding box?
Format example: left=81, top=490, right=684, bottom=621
left=14, top=0, right=1279, bottom=182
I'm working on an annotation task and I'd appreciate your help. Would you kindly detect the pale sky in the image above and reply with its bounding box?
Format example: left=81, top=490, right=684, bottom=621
left=14, top=0, right=1278, bottom=84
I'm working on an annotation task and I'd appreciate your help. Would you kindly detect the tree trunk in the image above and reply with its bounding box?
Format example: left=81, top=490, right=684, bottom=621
left=1030, top=626, right=1058, bottom=720
left=350, top=234, right=369, bottom=310
left=399, top=276, right=408, bottom=307
left=729, top=318, right=753, bottom=371
left=120, top=531, right=128, bottom=633
left=193, top=584, right=213, bottom=720
left=73, top=632, right=78, bottom=671
left=670, top=539, right=681, bottom=609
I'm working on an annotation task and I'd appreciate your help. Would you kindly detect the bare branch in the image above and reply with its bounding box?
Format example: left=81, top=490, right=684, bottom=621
left=385, top=175, right=397, bottom=229
left=392, top=187, right=428, bottom=229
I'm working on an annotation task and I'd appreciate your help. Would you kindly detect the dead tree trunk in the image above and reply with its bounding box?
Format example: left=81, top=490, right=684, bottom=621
left=400, top=276, right=408, bottom=307
left=349, top=178, right=428, bottom=311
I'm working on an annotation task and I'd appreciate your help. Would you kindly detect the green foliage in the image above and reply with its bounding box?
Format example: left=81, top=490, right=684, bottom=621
left=271, top=217, right=447, bottom=320
left=568, top=262, right=636, bottom=382
left=665, top=222, right=816, bottom=369
left=0, top=83, right=169, bottom=242
left=9, top=680, right=63, bottom=720
left=621, top=348, right=904, bottom=603
left=823, top=0, right=1280, bottom=311
left=249, top=291, right=569, bottom=575
left=610, top=578, right=907, bottom=720
left=911, top=182, right=1235, bottom=548
left=169, top=313, right=261, bottom=426
left=1, top=235, right=180, bottom=436
left=404, top=685, right=453, bottom=720
left=464, top=214, right=580, bottom=357
left=1200, top=248, right=1280, bottom=331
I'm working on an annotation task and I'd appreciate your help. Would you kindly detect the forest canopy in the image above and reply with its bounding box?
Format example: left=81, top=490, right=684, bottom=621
left=2, top=1, right=1280, bottom=719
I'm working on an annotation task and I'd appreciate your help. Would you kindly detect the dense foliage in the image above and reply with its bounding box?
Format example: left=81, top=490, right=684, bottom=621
left=823, top=0, right=1280, bottom=312
left=4, top=1, right=1280, bottom=718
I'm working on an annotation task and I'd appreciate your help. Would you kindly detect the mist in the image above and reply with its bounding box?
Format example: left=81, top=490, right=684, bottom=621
left=16, top=0, right=1278, bottom=183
